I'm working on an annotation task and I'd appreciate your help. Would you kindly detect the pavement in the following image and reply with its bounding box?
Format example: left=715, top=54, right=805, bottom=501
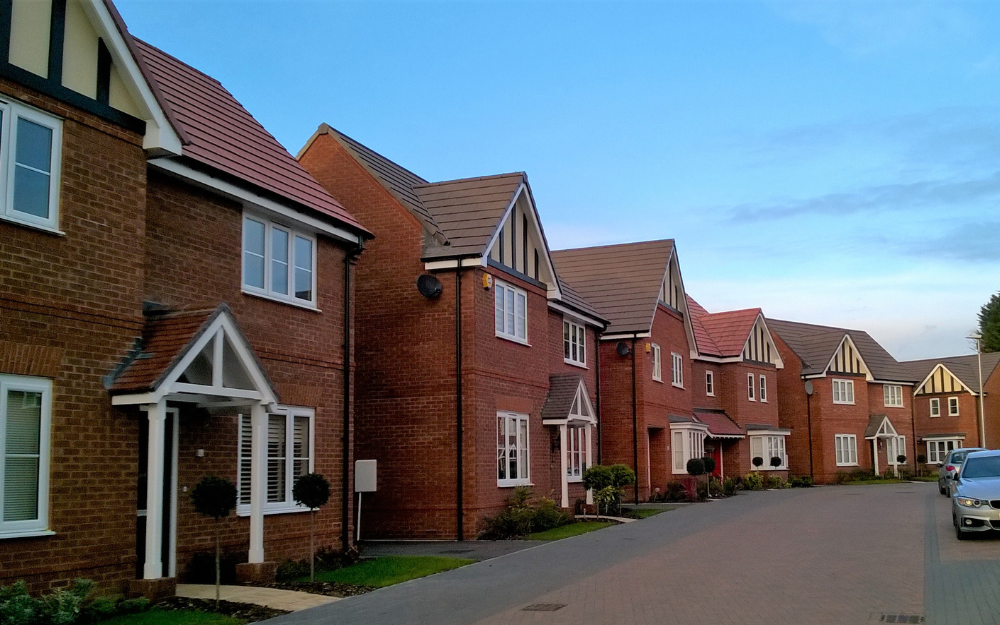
left=175, top=584, right=337, bottom=611
left=262, top=484, right=1000, bottom=625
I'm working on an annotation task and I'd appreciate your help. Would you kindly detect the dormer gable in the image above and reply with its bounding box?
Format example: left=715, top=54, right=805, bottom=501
left=742, top=315, right=784, bottom=369
left=484, top=180, right=561, bottom=298
left=914, top=364, right=974, bottom=396
left=825, top=334, right=872, bottom=381
left=3, top=0, right=181, bottom=153
left=654, top=245, right=698, bottom=357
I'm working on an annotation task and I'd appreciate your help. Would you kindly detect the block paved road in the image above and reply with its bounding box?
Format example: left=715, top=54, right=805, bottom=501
left=265, top=483, right=1000, bottom=625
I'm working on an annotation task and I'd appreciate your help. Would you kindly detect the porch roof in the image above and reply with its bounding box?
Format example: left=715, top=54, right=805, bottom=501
left=693, top=409, right=745, bottom=438
left=864, top=414, right=898, bottom=439
left=541, top=374, right=596, bottom=424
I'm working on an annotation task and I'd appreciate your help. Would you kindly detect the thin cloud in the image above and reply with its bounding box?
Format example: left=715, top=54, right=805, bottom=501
left=903, top=220, right=1000, bottom=263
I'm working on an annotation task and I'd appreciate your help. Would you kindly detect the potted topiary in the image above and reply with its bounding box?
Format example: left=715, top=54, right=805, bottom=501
left=752, top=456, right=764, bottom=470
left=770, top=456, right=782, bottom=470
left=917, top=454, right=927, bottom=477
left=191, top=476, right=237, bottom=606
left=686, top=458, right=705, bottom=501
left=293, top=473, right=331, bottom=582
left=701, top=457, right=716, bottom=499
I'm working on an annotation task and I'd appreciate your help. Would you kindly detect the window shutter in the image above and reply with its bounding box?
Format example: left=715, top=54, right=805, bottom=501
left=4, top=390, right=42, bottom=522
left=238, top=416, right=252, bottom=505
left=292, top=416, right=310, bottom=482
left=267, top=415, right=286, bottom=503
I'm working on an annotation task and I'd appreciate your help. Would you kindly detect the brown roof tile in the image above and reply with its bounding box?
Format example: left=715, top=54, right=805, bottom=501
left=897, top=352, right=1000, bottom=393
left=693, top=409, right=744, bottom=437
left=768, top=319, right=914, bottom=382
left=687, top=297, right=761, bottom=358
left=109, top=309, right=216, bottom=393
left=541, top=374, right=587, bottom=420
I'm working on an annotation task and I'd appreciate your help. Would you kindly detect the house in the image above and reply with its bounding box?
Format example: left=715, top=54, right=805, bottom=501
left=686, top=298, right=788, bottom=479
left=897, top=353, right=1000, bottom=464
left=768, top=320, right=917, bottom=483
left=297, top=126, right=607, bottom=540
left=552, top=241, right=706, bottom=502
left=0, top=0, right=370, bottom=597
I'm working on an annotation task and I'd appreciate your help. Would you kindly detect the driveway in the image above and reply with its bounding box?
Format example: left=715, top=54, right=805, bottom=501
left=265, top=484, right=1000, bottom=625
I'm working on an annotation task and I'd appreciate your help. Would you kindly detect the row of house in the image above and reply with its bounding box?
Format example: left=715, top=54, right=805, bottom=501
left=2, top=0, right=998, bottom=599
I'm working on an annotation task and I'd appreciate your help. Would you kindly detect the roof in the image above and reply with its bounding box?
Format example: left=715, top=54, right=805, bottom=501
left=693, top=409, right=744, bottom=438
left=108, top=308, right=217, bottom=392
left=134, top=42, right=368, bottom=236
left=541, top=374, right=586, bottom=420
left=897, top=353, right=1000, bottom=393
left=556, top=278, right=607, bottom=325
left=687, top=297, right=762, bottom=358
left=767, top=319, right=913, bottom=382
left=550, top=240, right=675, bottom=335
left=864, top=415, right=895, bottom=439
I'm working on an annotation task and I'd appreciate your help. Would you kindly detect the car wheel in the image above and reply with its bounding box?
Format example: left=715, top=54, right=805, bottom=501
left=940, top=484, right=947, bottom=495
left=956, top=519, right=968, bottom=540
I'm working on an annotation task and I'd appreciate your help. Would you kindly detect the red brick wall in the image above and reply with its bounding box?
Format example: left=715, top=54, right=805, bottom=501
left=773, top=332, right=816, bottom=479
left=913, top=392, right=982, bottom=456
left=0, top=82, right=147, bottom=593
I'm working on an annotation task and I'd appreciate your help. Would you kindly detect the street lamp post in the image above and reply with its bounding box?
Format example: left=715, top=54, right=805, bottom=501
left=968, top=333, right=987, bottom=448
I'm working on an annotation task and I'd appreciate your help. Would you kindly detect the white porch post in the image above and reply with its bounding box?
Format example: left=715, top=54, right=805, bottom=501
left=873, top=439, right=879, bottom=476
left=142, top=399, right=167, bottom=580
left=585, top=425, right=594, bottom=506
left=559, top=424, right=569, bottom=509
left=249, top=403, right=267, bottom=563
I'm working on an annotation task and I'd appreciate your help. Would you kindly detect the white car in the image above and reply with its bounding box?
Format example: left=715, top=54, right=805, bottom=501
left=952, top=450, right=1000, bottom=540
left=939, top=448, right=987, bottom=496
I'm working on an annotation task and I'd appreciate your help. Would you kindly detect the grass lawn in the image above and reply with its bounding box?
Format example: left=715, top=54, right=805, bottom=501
left=909, top=475, right=938, bottom=482
left=528, top=521, right=614, bottom=540
left=300, top=556, right=474, bottom=587
left=626, top=508, right=667, bottom=519
left=95, top=610, right=242, bottom=625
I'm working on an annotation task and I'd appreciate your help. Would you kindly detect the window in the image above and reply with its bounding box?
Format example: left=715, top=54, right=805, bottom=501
left=750, top=435, right=786, bottom=470
left=0, top=375, right=52, bottom=538
left=651, top=344, right=662, bottom=382
left=888, top=436, right=907, bottom=464
left=747, top=373, right=755, bottom=401
left=671, top=428, right=706, bottom=474
left=237, top=406, right=313, bottom=514
left=835, top=434, right=858, bottom=466
left=705, top=371, right=714, bottom=397
left=832, top=379, right=855, bottom=404
left=242, top=215, right=316, bottom=306
left=0, top=100, right=63, bottom=231
left=883, top=385, right=903, bottom=408
left=948, top=397, right=960, bottom=416
left=566, top=425, right=587, bottom=482
left=671, top=352, right=683, bottom=387
left=930, top=398, right=940, bottom=417
left=497, top=412, right=530, bottom=486
left=927, top=439, right=960, bottom=464
left=759, top=375, right=767, bottom=402
left=495, top=280, right=527, bottom=342
left=563, top=319, right=586, bottom=366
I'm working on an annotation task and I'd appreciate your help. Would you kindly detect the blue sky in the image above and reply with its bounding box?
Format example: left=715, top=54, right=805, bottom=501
left=117, top=0, right=1000, bottom=360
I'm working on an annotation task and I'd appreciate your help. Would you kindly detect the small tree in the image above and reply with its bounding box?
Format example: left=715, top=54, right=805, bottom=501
left=917, top=454, right=927, bottom=477
left=701, top=457, right=716, bottom=499
left=769, top=456, right=782, bottom=469
left=583, top=464, right=635, bottom=515
left=686, top=458, right=705, bottom=501
left=752, top=456, right=764, bottom=470
left=293, top=473, right=331, bottom=582
left=191, top=476, right=237, bottom=607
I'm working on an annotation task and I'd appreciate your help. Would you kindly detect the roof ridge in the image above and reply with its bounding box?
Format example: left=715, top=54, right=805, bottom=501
left=553, top=239, right=675, bottom=254
left=328, top=125, right=429, bottom=184
left=414, top=171, right=525, bottom=188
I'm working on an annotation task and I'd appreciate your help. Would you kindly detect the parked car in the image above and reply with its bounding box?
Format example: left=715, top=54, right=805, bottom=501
left=939, top=448, right=987, bottom=496
left=952, top=450, right=1000, bottom=540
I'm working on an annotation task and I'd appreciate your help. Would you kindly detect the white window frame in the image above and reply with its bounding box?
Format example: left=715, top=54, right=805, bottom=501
left=671, top=352, right=683, bottom=388
left=759, top=375, right=767, bottom=403
left=927, top=439, right=961, bottom=464
left=566, top=424, right=587, bottom=483
left=750, top=435, right=786, bottom=470
left=0, top=99, right=63, bottom=232
left=832, top=379, right=855, bottom=405
left=883, top=385, right=903, bottom=408
left=671, top=426, right=706, bottom=474
left=835, top=434, right=858, bottom=466
left=888, top=436, right=907, bottom=465
left=495, top=280, right=528, bottom=344
left=497, top=411, right=530, bottom=487
left=651, top=344, right=662, bottom=382
left=563, top=319, right=586, bottom=367
left=237, top=406, right=315, bottom=516
left=948, top=396, right=960, bottom=416
left=747, top=373, right=755, bottom=401
left=929, top=398, right=940, bottom=417
left=241, top=214, right=318, bottom=309
left=705, top=370, right=714, bottom=397
left=0, top=375, right=53, bottom=539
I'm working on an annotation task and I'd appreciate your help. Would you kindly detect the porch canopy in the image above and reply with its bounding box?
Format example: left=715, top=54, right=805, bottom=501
left=542, top=374, right=596, bottom=508
left=108, top=304, right=278, bottom=580
left=864, top=414, right=899, bottom=475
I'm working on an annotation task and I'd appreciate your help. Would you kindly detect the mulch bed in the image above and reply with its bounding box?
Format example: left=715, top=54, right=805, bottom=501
left=154, top=596, right=288, bottom=623
left=247, top=580, right=375, bottom=598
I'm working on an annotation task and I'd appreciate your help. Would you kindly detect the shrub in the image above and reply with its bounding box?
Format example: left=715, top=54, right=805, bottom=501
left=742, top=472, right=765, bottom=491
left=0, top=579, right=148, bottom=625
left=694, top=480, right=708, bottom=501
left=292, top=473, right=332, bottom=582
left=766, top=475, right=784, bottom=489
left=896, top=455, right=907, bottom=465
left=662, top=481, right=687, bottom=502
left=702, top=457, right=716, bottom=475
left=686, top=458, right=705, bottom=476
left=788, top=475, right=814, bottom=488
left=477, top=488, right=571, bottom=539
left=1, top=581, right=38, bottom=625
left=833, top=471, right=849, bottom=485
left=531, top=498, right=570, bottom=532
left=708, top=477, right=724, bottom=498
left=917, top=454, right=927, bottom=464
left=583, top=464, right=636, bottom=515
left=721, top=477, right=739, bottom=496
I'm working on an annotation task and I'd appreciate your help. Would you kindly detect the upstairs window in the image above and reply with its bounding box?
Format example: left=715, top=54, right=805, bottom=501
left=930, top=398, right=940, bottom=417
left=883, top=385, right=903, bottom=408
left=0, top=100, right=63, bottom=232
left=832, top=379, right=855, bottom=404
left=705, top=371, right=714, bottom=396
left=242, top=215, right=316, bottom=307
left=747, top=373, right=755, bottom=401
left=759, top=375, right=767, bottom=402
left=495, top=280, right=527, bottom=343
left=563, top=319, right=586, bottom=366
left=651, top=344, right=662, bottom=382
left=237, top=407, right=313, bottom=515
left=671, top=353, right=683, bottom=387
left=948, top=397, right=960, bottom=416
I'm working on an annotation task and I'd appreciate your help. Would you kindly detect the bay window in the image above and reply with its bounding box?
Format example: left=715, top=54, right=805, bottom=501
left=238, top=406, right=313, bottom=514
left=671, top=426, right=706, bottom=474
left=750, top=435, right=786, bottom=470
left=0, top=375, right=52, bottom=538
left=242, top=215, right=316, bottom=306
left=497, top=412, right=530, bottom=486
left=927, top=439, right=960, bottom=464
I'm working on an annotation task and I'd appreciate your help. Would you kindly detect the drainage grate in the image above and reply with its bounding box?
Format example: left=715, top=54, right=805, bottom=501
left=522, top=604, right=567, bottom=612
left=880, top=615, right=924, bottom=623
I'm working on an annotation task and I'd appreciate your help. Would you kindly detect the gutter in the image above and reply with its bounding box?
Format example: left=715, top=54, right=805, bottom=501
left=343, top=244, right=362, bottom=549
left=455, top=269, right=464, bottom=541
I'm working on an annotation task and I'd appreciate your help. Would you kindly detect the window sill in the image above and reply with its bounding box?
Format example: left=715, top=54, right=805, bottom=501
left=236, top=505, right=310, bottom=517
left=832, top=402, right=855, bottom=406
left=563, top=359, right=588, bottom=369
left=497, top=482, right=533, bottom=488
left=567, top=477, right=584, bottom=484
left=672, top=383, right=684, bottom=389
left=1, top=214, right=64, bottom=236
left=0, top=529, right=55, bottom=540
left=242, top=289, right=321, bottom=313
left=836, top=463, right=860, bottom=468
left=496, top=333, right=530, bottom=347
left=653, top=378, right=663, bottom=384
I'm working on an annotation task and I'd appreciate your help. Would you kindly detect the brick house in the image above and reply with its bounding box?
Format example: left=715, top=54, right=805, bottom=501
left=897, top=353, right=1000, bottom=465
left=552, top=241, right=710, bottom=503
left=0, top=0, right=370, bottom=597
left=298, top=126, right=607, bottom=540
left=686, top=298, right=788, bottom=480
left=768, top=320, right=917, bottom=483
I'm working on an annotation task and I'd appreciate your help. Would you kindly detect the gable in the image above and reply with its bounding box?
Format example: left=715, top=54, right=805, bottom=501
left=484, top=182, right=560, bottom=297
left=742, top=316, right=784, bottom=368
left=825, top=334, right=872, bottom=380
left=655, top=246, right=698, bottom=356
left=4, top=0, right=181, bottom=153
left=915, top=364, right=973, bottom=396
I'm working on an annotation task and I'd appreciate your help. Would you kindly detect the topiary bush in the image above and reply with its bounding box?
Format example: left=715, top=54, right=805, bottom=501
left=191, top=476, right=237, bottom=606
left=702, top=457, right=716, bottom=475
left=686, top=458, right=705, bottom=476
left=292, top=473, right=331, bottom=582
left=769, top=456, right=782, bottom=469
left=752, top=457, right=764, bottom=469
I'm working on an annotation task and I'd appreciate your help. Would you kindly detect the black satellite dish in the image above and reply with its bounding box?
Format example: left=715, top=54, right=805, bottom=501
left=616, top=341, right=631, bottom=357
left=416, top=274, right=443, bottom=299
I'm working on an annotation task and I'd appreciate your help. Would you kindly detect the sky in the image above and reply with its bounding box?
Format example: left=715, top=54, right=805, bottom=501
left=116, top=0, right=1000, bottom=360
